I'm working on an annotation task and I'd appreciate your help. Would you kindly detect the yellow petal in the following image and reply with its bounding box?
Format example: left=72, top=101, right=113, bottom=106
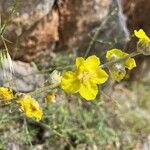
left=0, top=87, right=14, bottom=101
left=76, top=57, right=85, bottom=69
left=79, top=81, right=98, bottom=100
left=85, top=55, right=100, bottom=71
left=61, top=71, right=80, bottom=93
left=34, top=109, right=43, bottom=121
left=85, top=55, right=100, bottom=66
left=106, top=49, right=127, bottom=61
left=92, top=68, right=108, bottom=84
left=134, top=29, right=150, bottom=42
left=125, top=58, right=136, bottom=70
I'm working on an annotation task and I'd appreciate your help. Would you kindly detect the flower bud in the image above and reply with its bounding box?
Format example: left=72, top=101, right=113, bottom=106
left=109, top=63, right=126, bottom=81
left=137, top=40, right=150, bottom=55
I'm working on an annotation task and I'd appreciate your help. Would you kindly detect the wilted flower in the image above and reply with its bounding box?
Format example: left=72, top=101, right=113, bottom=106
left=61, top=55, right=108, bottom=100
left=106, top=49, right=136, bottom=80
left=46, top=70, right=61, bottom=86
left=0, top=87, right=14, bottom=103
left=134, top=29, right=150, bottom=55
left=19, top=95, right=43, bottom=121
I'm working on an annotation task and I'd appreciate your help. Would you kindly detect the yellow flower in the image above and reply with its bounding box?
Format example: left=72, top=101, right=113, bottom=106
left=44, top=92, right=56, bottom=103
left=0, top=87, right=14, bottom=102
left=134, top=29, right=150, bottom=55
left=61, top=55, right=108, bottom=100
left=19, top=95, right=43, bottom=121
left=134, top=29, right=150, bottom=43
left=106, top=49, right=136, bottom=80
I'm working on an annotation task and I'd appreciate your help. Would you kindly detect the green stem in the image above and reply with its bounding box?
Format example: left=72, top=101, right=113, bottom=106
left=29, top=83, right=59, bottom=97
left=24, top=118, right=33, bottom=150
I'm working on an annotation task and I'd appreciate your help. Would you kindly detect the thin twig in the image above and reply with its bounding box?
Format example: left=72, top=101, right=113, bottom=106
left=84, top=9, right=117, bottom=58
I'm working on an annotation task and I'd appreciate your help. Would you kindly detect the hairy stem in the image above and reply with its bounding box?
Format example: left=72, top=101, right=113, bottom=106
left=29, top=83, right=59, bottom=97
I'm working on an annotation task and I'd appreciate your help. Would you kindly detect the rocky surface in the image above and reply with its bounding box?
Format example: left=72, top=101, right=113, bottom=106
left=0, top=61, right=44, bottom=92
left=56, top=0, right=112, bottom=51
left=0, top=0, right=57, bottom=60
left=0, top=0, right=113, bottom=60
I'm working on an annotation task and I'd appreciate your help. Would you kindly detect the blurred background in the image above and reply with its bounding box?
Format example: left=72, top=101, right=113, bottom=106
left=0, top=0, right=149, bottom=149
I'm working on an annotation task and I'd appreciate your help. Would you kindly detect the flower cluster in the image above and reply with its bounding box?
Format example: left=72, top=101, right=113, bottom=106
left=0, top=28, right=149, bottom=121
left=0, top=87, right=43, bottom=121
left=61, top=52, right=136, bottom=100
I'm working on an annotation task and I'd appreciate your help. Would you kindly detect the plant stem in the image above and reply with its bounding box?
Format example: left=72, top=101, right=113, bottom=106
left=24, top=118, right=33, bottom=150
left=29, top=83, right=59, bottom=97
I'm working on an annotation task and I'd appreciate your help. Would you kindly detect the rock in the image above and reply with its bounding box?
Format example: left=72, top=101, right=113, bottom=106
left=1, top=0, right=55, bottom=29
left=134, top=135, right=150, bottom=150
left=57, top=0, right=129, bottom=57
left=0, top=0, right=115, bottom=60
left=142, top=135, right=150, bottom=150
left=0, top=61, right=44, bottom=92
left=57, top=0, right=112, bottom=51
left=0, top=0, right=131, bottom=61
left=0, top=0, right=57, bottom=60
